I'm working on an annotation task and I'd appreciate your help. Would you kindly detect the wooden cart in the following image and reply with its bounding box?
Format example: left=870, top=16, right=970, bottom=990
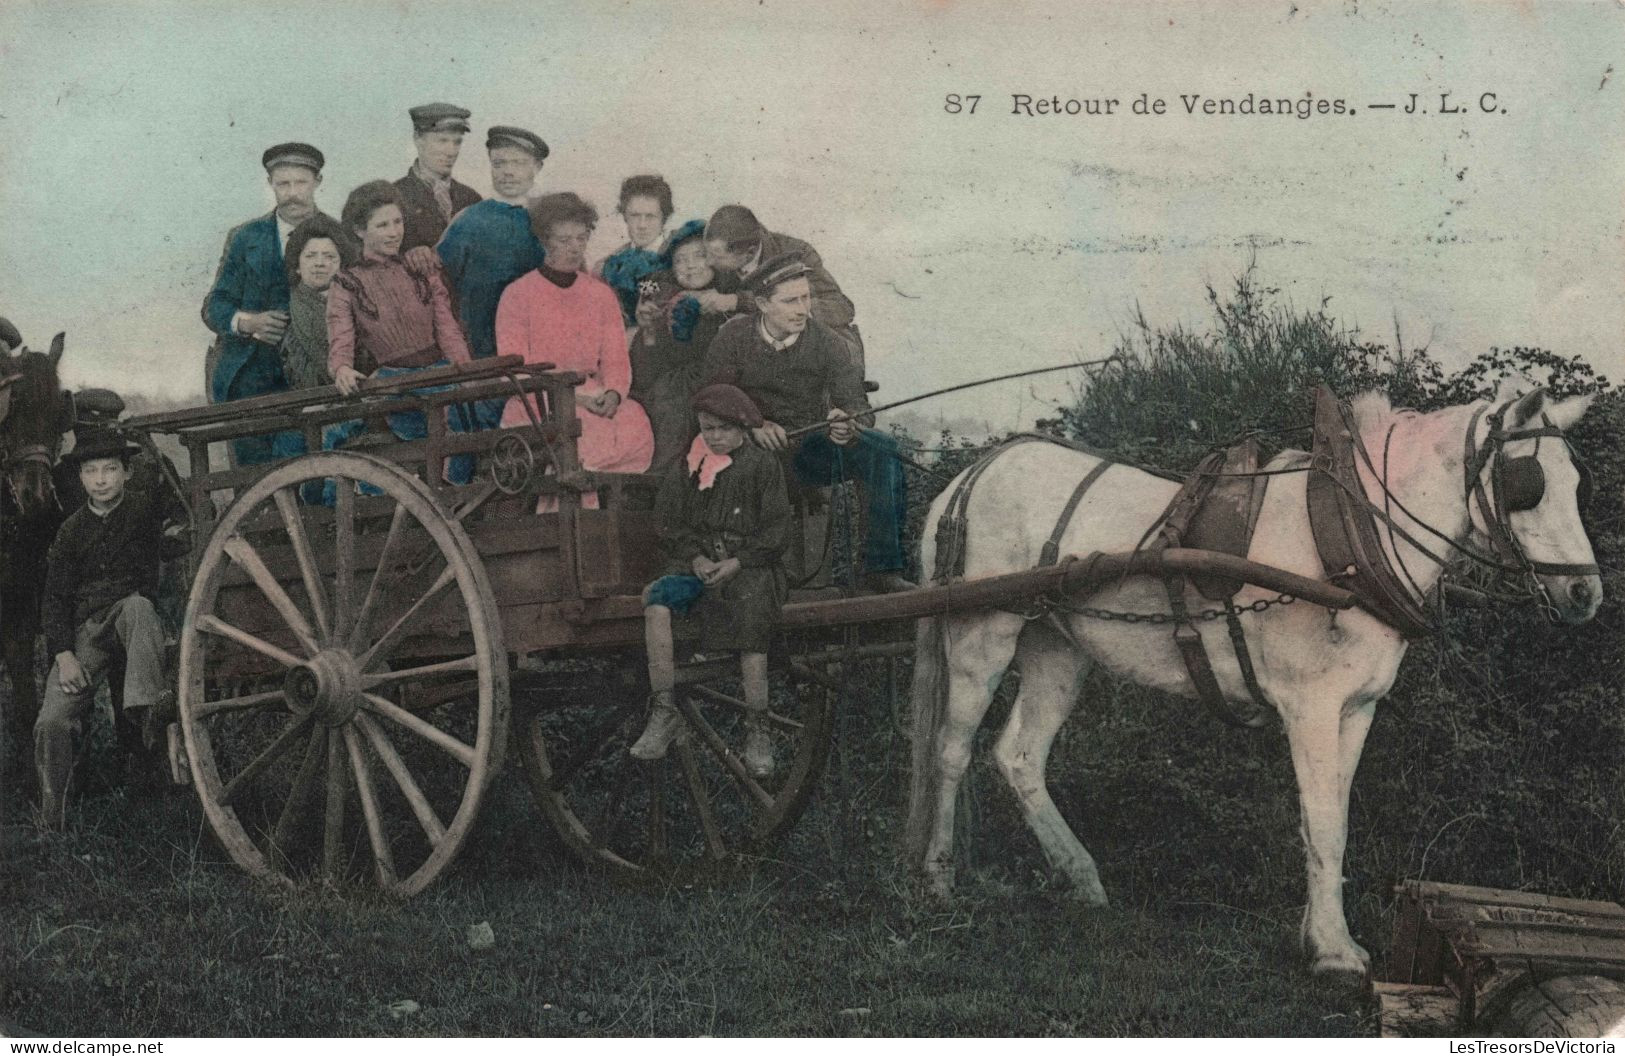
left=124, top=357, right=1352, bottom=897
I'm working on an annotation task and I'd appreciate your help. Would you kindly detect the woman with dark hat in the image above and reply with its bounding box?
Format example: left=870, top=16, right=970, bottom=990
left=628, top=218, right=738, bottom=476
left=629, top=384, right=791, bottom=776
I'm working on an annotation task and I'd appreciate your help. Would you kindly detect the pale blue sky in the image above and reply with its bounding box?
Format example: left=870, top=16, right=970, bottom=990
left=1, top=0, right=1620, bottom=429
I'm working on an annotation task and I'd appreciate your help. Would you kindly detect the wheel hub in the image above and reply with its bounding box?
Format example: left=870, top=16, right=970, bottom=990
left=284, top=649, right=363, bottom=726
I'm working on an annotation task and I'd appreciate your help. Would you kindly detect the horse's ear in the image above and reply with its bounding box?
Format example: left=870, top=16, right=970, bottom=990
left=1508, top=387, right=1548, bottom=427
left=47, top=332, right=65, bottom=364
left=1545, top=392, right=1596, bottom=432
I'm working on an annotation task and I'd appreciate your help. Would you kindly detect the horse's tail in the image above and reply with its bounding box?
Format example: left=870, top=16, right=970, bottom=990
left=904, top=612, right=948, bottom=864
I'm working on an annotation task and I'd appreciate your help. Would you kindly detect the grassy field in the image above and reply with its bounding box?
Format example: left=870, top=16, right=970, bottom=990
left=0, top=672, right=1383, bottom=1038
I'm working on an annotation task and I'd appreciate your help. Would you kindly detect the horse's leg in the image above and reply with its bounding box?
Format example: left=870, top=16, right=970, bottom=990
left=1283, top=694, right=1371, bottom=977
left=1328, top=697, right=1378, bottom=971
left=991, top=630, right=1105, bottom=904
left=922, top=611, right=1023, bottom=897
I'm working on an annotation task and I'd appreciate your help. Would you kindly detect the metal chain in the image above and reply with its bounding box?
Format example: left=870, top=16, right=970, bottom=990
left=1041, top=591, right=1298, bottom=625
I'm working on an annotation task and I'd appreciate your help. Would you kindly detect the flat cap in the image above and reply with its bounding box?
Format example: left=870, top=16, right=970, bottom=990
left=704, top=204, right=762, bottom=246
left=261, top=142, right=325, bottom=173
left=486, top=125, right=549, bottom=161
left=65, top=427, right=140, bottom=467
left=691, top=383, right=764, bottom=429
left=747, top=253, right=812, bottom=296
left=0, top=316, right=22, bottom=351
left=409, top=103, right=472, bottom=134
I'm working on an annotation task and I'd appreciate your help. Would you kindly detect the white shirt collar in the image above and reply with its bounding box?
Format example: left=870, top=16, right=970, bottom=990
left=87, top=493, right=125, bottom=518
left=275, top=212, right=296, bottom=254
left=758, top=317, right=801, bottom=352
left=629, top=226, right=668, bottom=254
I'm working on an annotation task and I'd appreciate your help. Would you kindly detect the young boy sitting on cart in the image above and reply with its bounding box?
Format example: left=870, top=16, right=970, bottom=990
left=629, top=384, right=791, bottom=777
left=35, top=428, right=189, bottom=829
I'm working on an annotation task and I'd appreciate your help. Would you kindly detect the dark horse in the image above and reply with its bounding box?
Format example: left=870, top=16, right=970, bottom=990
left=0, top=335, right=69, bottom=782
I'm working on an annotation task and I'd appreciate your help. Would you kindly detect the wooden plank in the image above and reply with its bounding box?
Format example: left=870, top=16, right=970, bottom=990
left=1374, top=982, right=1458, bottom=1038
left=1454, top=921, right=1625, bottom=959
left=126, top=356, right=555, bottom=432
left=1409, top=880, right=1625, bottom=919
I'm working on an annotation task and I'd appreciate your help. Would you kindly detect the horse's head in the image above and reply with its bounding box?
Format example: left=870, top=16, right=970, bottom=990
left=0, top=333, right=68, bottom=519
left=1469, top=386, right=1602, bottom=625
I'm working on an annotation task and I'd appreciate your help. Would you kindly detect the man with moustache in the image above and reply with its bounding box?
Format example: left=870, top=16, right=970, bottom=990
left=201, top=142, right=332, bottom=465
left=702, top=256, right=911, bottom=593
left=396, top=103, right=482, bottom=265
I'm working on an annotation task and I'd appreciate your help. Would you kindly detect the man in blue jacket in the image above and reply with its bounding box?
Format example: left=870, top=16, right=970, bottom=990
left=436, top=124, right=548, bottom=428
left=201, top=142, right=331, bottom=465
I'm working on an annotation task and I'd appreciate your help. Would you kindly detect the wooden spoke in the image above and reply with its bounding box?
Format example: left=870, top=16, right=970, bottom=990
left=270, top=727, right=327, bottom=860
left=360, top=655, right=479, bottom=691
left=676, top=696, right=774, bottom=812
left=689, top=684, right=805, bottom=732
left=196, top=614, right=303, bottom=669
left=362, top=692, right=475, bottom=767
left=592, top=753, right=635, bottom=852
left=648, top=758, right=668, bottom=862
left=222, top=535, right=320, bottom=656
left=323, top=730, right=348, bottom=878
left=348, top=502, right=410, bottom=655
left=355, top=712, right=447, bottom=846
left=220, top=714, right=314, bottom=806
left=272, top=487, right=331, bottom=643
left=332, top=479, right=356, bottom=644
left=193, top=686, right=287, bottom=719
left=180, top=451, right=508, bottom=899
left=675, top=740, right=727, bottom=860
left=356, top=565, right=457, bottom=673
left=343, top=725, right=398, bottom=888
left=544, top=705, right=635, bottom=792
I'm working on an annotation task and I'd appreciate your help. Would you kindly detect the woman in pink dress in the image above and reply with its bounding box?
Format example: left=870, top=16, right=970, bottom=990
left=497, top=192, right=654, bottom=488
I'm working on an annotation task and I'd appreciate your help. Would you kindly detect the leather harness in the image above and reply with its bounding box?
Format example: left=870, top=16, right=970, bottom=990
left=928, top=387, right=1596, bottom=730
left=932, top=434, right=1276, bottom=728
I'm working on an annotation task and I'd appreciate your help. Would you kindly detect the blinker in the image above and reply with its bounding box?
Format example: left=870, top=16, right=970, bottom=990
left=1498, top=456, right=1544, bottom=513
left=1499, top=454, right=1592, bottom=513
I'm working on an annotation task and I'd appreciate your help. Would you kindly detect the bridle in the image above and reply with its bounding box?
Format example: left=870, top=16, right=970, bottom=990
left=1462, top=397, right=1599, bottom=586
left=1328, top=394, right=1596, bottom=624
left=0, top=362, right=67, bottom=513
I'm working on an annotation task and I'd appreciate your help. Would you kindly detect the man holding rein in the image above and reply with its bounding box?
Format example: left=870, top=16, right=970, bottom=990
left=702, top=255, right=912, bottom=594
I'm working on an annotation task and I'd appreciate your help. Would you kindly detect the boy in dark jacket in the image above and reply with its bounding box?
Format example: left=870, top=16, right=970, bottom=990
left=629, top=384, right=790, bottom=776
left=35, top=428, right=188, bottom=828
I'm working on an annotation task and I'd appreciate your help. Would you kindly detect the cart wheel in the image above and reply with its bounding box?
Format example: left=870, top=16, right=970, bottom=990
left=517, top=666, right=837, bottom=880
left=178, top=451, right=507, bottom=897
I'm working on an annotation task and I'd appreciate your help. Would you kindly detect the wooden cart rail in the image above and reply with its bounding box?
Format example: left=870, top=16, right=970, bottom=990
left=124, top=356, right=550, bottom=433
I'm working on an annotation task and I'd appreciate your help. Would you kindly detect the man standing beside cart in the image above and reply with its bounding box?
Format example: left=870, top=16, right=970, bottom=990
left=703, top=255, right=912, bottom=594
left=201, top=142, right=333, bottom=466
left=34, top=429, right=189, bottom=829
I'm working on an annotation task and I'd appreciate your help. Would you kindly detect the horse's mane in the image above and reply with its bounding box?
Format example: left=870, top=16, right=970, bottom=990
left=1347, top=390, right=1394, bottom=432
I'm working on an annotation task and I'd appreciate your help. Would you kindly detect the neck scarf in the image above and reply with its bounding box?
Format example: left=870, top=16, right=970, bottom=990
left=685, top=433, right=733, bottom=491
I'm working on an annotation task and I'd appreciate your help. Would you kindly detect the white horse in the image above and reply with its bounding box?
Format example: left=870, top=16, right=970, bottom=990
left=904, top=386, right=1601, bottom=977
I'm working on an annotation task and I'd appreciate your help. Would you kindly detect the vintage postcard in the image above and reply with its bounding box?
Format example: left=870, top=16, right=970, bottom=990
left=1, top=0, right=1621, bottom=1041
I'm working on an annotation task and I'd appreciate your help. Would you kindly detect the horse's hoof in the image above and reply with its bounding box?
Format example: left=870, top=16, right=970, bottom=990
left=1309, top=950, right=1371, bottom=987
